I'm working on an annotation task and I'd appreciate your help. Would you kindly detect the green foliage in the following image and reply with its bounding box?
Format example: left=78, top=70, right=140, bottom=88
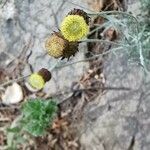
left=97, top=10, right=150, bottom=73
left=139, top=0, right=150, bottom=71
left=8, top=99, right=58, bottom=138
left=140, top=0, right=150, bottom=26
left=140, top=0, right=150, bottom=11
left=6, top=99, right=58, bottom=149
left=21, top=99, right=58, bottom=136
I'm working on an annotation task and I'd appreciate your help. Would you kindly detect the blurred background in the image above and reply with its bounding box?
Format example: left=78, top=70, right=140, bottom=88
left=1, top=0, right=150, bottom=149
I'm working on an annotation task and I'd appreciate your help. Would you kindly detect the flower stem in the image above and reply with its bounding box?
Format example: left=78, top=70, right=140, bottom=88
left=80, top=39, right=128, bottom=48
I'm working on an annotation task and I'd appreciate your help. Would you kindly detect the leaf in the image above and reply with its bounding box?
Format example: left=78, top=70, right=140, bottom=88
left=20, top=99, right=58, bottom=137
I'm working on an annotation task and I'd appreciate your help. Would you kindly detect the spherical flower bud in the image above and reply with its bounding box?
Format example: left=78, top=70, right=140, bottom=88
left=60, top=15, right=89, bottom=42
left=29, top=73, right=45, bottom=90
left=45, top=32, right=79, bottom=59
left=45, top=32, right=67, bottom=58
left=28, top=68, right=51, bottom=90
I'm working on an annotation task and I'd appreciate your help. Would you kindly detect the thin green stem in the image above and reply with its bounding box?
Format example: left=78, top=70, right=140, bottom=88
left=0, top=47, right=122, bottom=87
left=89, top=10, right=149, bottom=74
left=55, top=47, right=123, bottom=69
left=88, top=11, right=138, bottom=21
left=0, top=59, right=61, bottom=88
left=80, top=39, right=128, bottom=48
left=88, top=22, right=110, bottom=36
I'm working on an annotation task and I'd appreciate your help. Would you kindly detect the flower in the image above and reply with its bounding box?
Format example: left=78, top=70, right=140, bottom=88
left=45, top=32, right=67, bottom=58
left=28, top=73, right=45, bottom=90
left=60, top=15, right=89, bottom=42
left=45, top=32, right=79, bottom=59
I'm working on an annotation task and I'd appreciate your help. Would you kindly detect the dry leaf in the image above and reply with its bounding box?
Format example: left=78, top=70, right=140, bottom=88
left=85, top=0, right=104, bottom=11
left=104, top=27, right=118, bottom=41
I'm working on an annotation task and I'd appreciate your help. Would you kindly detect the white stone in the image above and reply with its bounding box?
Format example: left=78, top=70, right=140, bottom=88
left=2, top=82, right=23, bottom=105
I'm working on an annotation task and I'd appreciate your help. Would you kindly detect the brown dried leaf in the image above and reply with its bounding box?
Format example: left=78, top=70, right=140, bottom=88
left=85, top=0, right=104, bottom=11
left=104, top=27, right=118, bottom=41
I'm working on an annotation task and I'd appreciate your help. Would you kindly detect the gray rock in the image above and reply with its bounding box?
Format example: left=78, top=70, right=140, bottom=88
left=80, top=50, right=150, bottom=150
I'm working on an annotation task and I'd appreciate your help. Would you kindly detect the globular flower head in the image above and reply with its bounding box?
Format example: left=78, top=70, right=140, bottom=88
left=29, top=73, right=45, bottom=90
left=45, top=32, right=67, bottom=58
left=45, top=32, right=79, bottom=59
left=28, top=69, right=51, bottom=90
left=60, top=15, right=89, bottom=42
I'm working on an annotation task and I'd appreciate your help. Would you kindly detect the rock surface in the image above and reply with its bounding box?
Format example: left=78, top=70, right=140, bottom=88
left=80, top=50, right=150, bottom=150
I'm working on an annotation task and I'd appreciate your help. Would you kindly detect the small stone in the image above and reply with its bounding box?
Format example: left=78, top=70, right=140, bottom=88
left=94, top=74, right=99, bottom=79
left=2, top=83, right=23, bottom=105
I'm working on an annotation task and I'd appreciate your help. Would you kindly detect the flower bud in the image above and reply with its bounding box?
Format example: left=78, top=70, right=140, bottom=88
left=45, top=32, right=79, bottom=59
left=60, top=15, right=89, bottom=42
left=28, top=68, right=51, bottom=90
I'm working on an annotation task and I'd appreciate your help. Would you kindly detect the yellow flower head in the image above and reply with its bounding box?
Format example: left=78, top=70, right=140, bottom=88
left=60, top=15, right=89, bottom=42
left=45, top=32, right=79, bottom=59
left=28, top=73, right=45, bottom=90
left=45, top=33, right=67, bottom=58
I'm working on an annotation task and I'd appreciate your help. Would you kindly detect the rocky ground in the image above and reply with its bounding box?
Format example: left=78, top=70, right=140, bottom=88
left=81, top=51, right=150, bottom=150
left=0, top=0, right=150, bottom=150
